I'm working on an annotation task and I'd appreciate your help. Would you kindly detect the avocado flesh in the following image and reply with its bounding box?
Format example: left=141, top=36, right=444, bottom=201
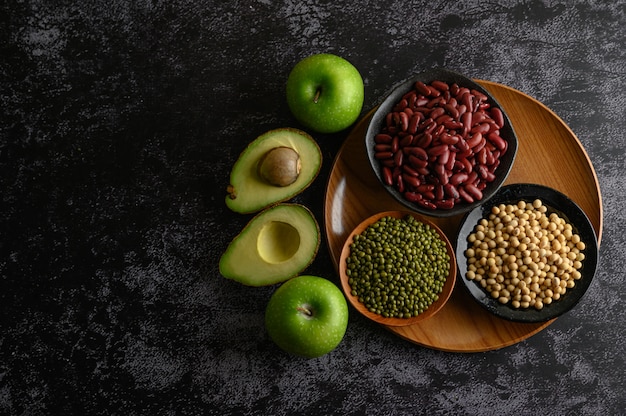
left=219, top=204, right=320, bottom=286
left=226, top=128, right=322, bottom=214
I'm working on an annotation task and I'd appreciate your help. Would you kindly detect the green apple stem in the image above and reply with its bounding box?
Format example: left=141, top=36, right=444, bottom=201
left=313, top=88, right=321, bottom=104
left=296, top=305, right=313, bottom=317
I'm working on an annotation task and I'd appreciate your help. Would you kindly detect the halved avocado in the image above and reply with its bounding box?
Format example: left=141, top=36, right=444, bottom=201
left=226, top=128, right=322, bottom=214
left=219, top=204, right=320, bottom=286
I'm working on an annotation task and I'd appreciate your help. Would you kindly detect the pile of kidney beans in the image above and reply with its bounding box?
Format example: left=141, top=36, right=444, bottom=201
left=373, top=79, right=509, bottom=210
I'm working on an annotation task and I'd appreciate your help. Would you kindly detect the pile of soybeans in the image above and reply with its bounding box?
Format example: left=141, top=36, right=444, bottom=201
left=464, top=199, right=586, bottom=310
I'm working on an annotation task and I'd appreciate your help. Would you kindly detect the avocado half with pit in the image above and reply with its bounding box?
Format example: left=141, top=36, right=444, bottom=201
left=219, top=204, right=320, bottom=286
left=226, top=128, right=322, bottom=214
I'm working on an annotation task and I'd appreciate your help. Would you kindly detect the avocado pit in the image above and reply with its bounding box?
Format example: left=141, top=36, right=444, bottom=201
left=258, top=146, right=301, bottom=187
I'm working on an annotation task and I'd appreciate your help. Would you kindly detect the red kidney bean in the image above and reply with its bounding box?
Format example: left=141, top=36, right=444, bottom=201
left=422, top=190, right=435, bottom=200
left=460, top=157, right=473, bottom=173
left=427, top=85, right=441, bottom=97
left=416, top=96, right=429, bottom=106
left=445, top=150, right=456, bottom=172
left=471, top=122, right=491, bottom=135
left=477, top=148, right=488, bottom=165
left=438, top=148, right=451, bottom=166
left=408, top=114, right=420, bottom=134
left=456, top=86, right=470, bottom=99
left=431, top=80, right=449, bottom=92
left=487, top=132, right=507, bottom=151
left=485, top=149, right=496, bottom=166
left=417, top=199, right=437, bottom=210
left=471, top=89, right=489, bottom=102
left=415, top=133, right=433, bottom=148
left=428, top=144, right=448, bottom=157
left=396, top=174, right=405, bottom=193
left=461, top=112, right=472, bottom=135
left=383, top=166, right=393, bottom=185
left=394, top=150, right=403, bottom=166
left=375, top=133, right=393, bottom=144
left=417, top=184, right=434, bottom=193
left=435, top=184, right=445, bottom=200
left=415, top=81, right=431, bottom=96
left=404, top=191, right=422, bottom=202
left=406, top=146, right=428, bottom=160
left=415, top=166, right=430, bottom=176
left=464, top=182, right=483, bottom=200
left=402, top=164, right=420, bottom=176
left=435, top=114, right=453, bottom=125
left=444, top=103, right=459, bottom=119
left=394, top=99, right=408, bottom=112
left=434, top=163, right=447, bottom=183
left=458, top=186, right=474, bottom=203
left=440, top=133, right=459, bottom=145
left=450, top=172, right=468, bottom=185
left=402, top=173, right=420, bottom=188
left=473, top=136, right=486, bottom=154
left=399, top=112, right=409, bottom=131
left=444, top=120, right=464, bottom=130
left=477, top=165, right=497, bottom=182
left=472, top=111, right=488, bottom=126
left=422, top=120, right=437, bottom=135
left=375, top=151, right=393, bottom=160
left=391, top=136, right=399, bottom=153
left=466, top=132, right=483, bottom=149
left=492, top=108, right=505, bottom=128
left=429, top=107, right=445, bottom=119
left=407, top=155, right=428, bottom=170
left=434, top=123, right=446, bottom=137
left=435, top=199, right=454, bottom=209
left=399, top=134, right=413, bottom=147
left=461, top=92, right=473, bottom=112
left=444, top=183, right=460, bottom=199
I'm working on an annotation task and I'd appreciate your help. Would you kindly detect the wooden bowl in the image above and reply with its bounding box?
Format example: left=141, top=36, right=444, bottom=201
left=339, top=211, right=457, bottom=327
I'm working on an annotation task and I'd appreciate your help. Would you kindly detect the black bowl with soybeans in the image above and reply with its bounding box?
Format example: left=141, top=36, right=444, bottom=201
left=456, top=184, right=599, bottom=323
left=339, top=211, right=456, bottom=327
left=365, top=68, right=518, bottom=218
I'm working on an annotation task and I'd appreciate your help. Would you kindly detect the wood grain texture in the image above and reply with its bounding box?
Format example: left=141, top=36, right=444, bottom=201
left=324, top=80, right=603, bottom=352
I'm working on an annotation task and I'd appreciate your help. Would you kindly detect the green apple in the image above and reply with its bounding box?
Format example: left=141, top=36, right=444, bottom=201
left=286, top=53, right=364, bottom=134
left=265, top=275, right=349, bottom=358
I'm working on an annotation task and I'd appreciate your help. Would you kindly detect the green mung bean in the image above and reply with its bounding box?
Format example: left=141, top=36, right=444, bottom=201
left=347, top=215, right=450, bottom=318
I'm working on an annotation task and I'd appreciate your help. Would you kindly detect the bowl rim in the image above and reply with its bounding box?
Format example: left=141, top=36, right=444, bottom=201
left=365, top=67, right=519, bottom=218
left=339, top=210, right=457, bottom=327
left=455, top=183, right=599, bottom=323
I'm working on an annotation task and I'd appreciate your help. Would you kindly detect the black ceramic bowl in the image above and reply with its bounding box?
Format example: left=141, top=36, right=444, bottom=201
left=365, top=68, right=518, bottom=218
left=456, top=183, right=599, bottom=323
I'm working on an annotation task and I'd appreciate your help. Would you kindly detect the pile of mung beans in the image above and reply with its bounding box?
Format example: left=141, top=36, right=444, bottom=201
left=345, top=215, right=450, bottom=318
left=464, top=199, right=586, bottom=310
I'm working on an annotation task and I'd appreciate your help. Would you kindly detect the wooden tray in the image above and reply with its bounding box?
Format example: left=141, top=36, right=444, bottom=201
left=324, top=80, right=603, bottom=352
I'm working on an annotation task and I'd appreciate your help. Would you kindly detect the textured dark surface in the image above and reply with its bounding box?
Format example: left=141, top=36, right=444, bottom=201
left=1, top=1, right=625, bottom=415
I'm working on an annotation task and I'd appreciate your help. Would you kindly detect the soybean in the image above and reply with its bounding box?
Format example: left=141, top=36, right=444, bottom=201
left=346, top=215, right=450, bottom=318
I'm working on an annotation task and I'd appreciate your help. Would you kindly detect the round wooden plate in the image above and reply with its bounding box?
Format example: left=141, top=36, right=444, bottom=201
left=324, top=80, right=603, bottom=352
